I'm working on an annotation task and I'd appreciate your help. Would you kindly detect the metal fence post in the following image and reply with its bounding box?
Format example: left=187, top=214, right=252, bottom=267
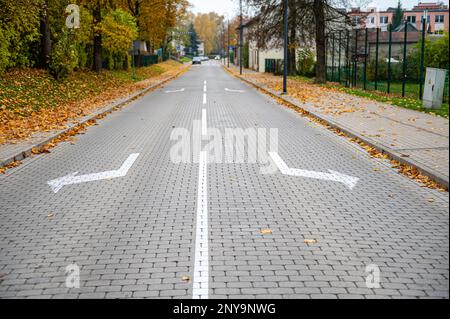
left=354, top=29, right=358, bottom=87
left=402, top=20, right=408, bottom=97
left=387, top=24, right=392, bottom=94
left=283, top=0, right=288, bottom=94
left=331, top=33, right=335, bottom=82
left=419, top=17, right=426, bottom=99
left=346, top=30, right=350, bottom=87
left=375, top=27, right=380, bottom=90
left=364, top=28, right=368, bottom=90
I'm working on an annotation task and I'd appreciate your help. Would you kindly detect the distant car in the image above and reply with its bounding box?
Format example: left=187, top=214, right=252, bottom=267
left=214, top=56, right=221, bottom=60
left=200, top=56, right=209, bottom=61
left=192, top=57, right=202, bottom=65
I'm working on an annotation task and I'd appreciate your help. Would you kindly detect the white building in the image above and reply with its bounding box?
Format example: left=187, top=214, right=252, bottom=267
left=240, top=19, right=284, bottom=73
left=198, top=41, right=205, bottom=56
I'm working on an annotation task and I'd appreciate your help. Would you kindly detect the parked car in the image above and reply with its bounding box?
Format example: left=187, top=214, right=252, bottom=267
left=192, top=57, right=202, bottom=65
left=214, top=56, right=221, bottom=60
left=200, top=56, right=209, bottom=61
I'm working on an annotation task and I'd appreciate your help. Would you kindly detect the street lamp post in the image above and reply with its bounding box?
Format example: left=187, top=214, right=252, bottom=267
left=227, top=19, right=230, bottom=68
left=283, top=0, right=288, bottom=94
left=223, top=23, right=226, bottom=65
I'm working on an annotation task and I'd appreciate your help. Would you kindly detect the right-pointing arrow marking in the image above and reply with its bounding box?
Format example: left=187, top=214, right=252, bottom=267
left=269, top=152, right=359, bottom=190
left=225, top=88, right=245, bottom=93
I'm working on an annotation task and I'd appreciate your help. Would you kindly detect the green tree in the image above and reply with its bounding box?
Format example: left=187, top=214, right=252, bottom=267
left=80, top=0, right=119, bottom=73
left=392, top=1, right=404, bottom=30
left=0, top=0, right=41, bottom=73
left=97, top=9, right=138, bottom=69
left=186, top=23, right=199, bottom=56
left=407, top=32, right=449, bottom=81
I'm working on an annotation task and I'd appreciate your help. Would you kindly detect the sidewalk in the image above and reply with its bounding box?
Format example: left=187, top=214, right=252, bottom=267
left=227, top=64, right=449, bottom=188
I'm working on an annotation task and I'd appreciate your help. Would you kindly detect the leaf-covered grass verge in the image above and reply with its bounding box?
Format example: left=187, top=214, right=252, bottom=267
left=291, top=76, right=449, bottom=118
left=0, top=60, right=186, bottom=144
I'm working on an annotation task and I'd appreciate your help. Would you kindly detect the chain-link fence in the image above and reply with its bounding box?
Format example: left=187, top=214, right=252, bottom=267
left=326, top=20, right=449, bottom=107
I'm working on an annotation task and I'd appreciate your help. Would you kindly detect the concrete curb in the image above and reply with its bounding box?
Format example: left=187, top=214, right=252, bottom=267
left=0, top=67, right=188, bottom=168
left=229, top=68, right=449, bottom=190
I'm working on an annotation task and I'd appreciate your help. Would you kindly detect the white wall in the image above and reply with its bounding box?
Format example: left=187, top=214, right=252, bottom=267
left=248, top=39, right=283, bottom=73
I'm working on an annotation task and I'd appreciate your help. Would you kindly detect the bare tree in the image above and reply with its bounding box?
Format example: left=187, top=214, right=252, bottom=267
left=244, top=0, right=368, bottom=82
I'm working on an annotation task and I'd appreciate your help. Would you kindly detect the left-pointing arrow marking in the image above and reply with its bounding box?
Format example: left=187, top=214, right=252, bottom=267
left=165, top=88, right=185, bottom=93
left=269, top=152, right=359, bottom=190
left=47, top=153, right=140, bottom=193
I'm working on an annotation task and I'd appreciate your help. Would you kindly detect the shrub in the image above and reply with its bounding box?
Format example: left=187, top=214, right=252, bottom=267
left=0, top=28, right=9, bottom=74
left=297, top=48, right=315, bottom=77
left=49, top=30, right=78, bottom=80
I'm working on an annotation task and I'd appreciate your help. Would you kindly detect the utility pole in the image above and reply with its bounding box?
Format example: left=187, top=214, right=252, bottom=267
left=240, top=0, right=243, bottom=75
left=223, top=22, right=226, bottom=64
left=283, top=0, right=288, bottom=94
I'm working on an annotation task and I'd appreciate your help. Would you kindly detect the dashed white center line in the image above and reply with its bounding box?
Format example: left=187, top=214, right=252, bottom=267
left=193, top=151, right=209, bottom=299
left=202, top=109, right=208, bottom=137
left=203, top=80, right=207, bottom=104
left=193, top=80, right=209, bottom=299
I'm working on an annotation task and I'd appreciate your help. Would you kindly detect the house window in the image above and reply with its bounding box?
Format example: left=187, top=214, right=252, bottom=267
left=352, top=16, right=361, bottom=25
left=380, top=16, right=389, bottom=24
left=370, top=17, right=375, bottom=24
left=407, top=16, right=416, bottom=23
left=435, top=15, right=444, bottom=23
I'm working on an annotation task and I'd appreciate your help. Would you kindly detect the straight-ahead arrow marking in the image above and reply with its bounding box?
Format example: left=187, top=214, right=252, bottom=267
left=165, top=88, right=185, bottom=93
left=269, top=152, right=359, bottom=190
left=225, top=88, right=245, bottom=93
left=47, top=153, right=140, bottom=193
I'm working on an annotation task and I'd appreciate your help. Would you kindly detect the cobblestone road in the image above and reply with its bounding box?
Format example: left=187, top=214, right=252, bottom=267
left=0, top=62, right=448, bottom=299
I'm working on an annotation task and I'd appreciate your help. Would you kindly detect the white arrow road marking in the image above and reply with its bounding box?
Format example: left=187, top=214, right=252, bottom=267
left=193, top=151, right=209, bottom=299
left=225, top=88, right=245, bottom=93
left=47, top=153, right=140, bottom=193
left=165, top=88, right=185, bottom=93
left=269, top=152, right=359, bottom=190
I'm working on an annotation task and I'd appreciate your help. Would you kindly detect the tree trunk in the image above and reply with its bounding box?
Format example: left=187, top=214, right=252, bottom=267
left=93, top=1, right=102, bottom=73
left=314, top=0, right=326, bottom=83
left=39, top=1, right=51, bottom=68
left=288, top=0, right=297, bottom=75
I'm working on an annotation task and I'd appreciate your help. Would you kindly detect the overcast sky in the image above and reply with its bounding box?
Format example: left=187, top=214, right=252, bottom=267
left=189, top=0, right=449, bottom=16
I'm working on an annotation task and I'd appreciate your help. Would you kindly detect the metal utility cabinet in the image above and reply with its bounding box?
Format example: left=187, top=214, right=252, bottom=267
left=423, top=68, right=446, bottom=109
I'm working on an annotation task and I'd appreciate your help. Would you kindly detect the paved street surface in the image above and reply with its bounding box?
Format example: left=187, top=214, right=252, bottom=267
left=0, top=61, right=448, bottom=299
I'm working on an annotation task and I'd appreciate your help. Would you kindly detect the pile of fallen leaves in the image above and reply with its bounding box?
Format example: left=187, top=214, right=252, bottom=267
left=242, top=72, right=364, bottom=116
left=0, top=61, right=186, bottom=145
